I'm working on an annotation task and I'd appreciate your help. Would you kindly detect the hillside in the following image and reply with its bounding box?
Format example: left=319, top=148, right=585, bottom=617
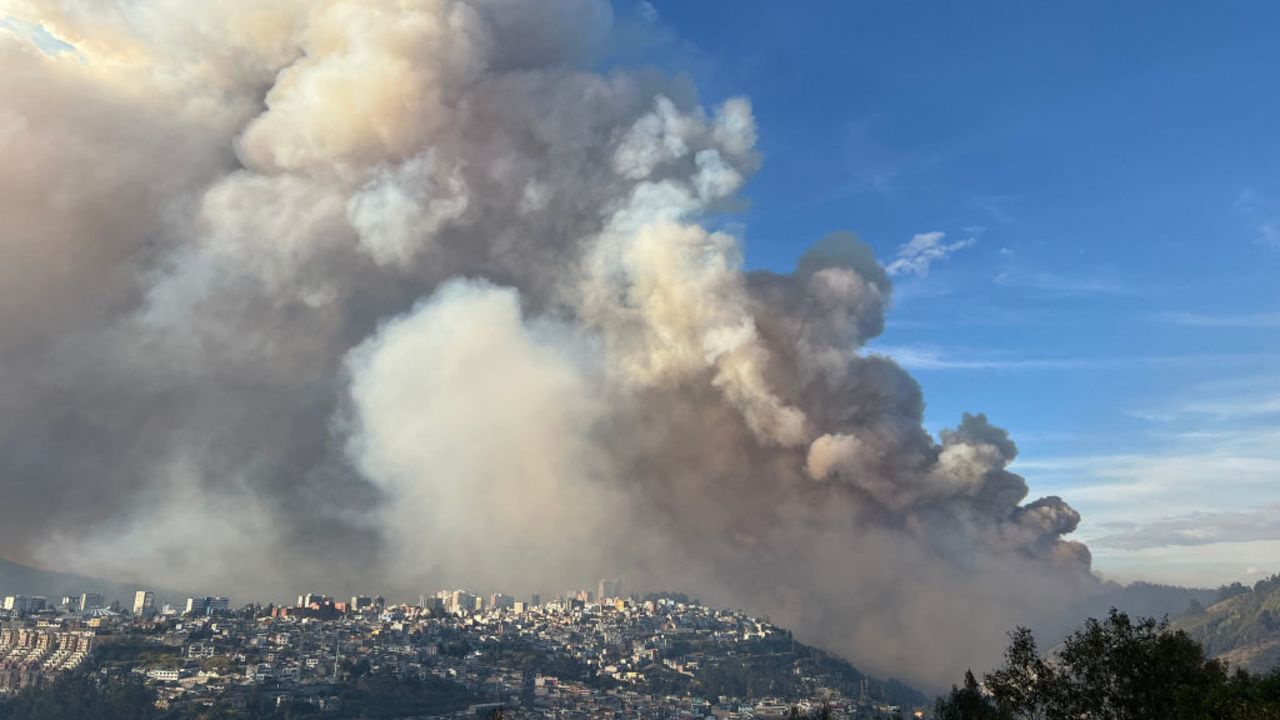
left=1174, top=575, right=1280, bottom=672
left=0, top=593, right=930, bottom=717
left=1033, top=580, right=1218, bottom=645
left=0, top=555, right=142, bottom=607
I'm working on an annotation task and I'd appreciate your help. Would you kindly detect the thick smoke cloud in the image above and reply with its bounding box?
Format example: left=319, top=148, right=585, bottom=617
left=0, top=0, right=1094, bottom=689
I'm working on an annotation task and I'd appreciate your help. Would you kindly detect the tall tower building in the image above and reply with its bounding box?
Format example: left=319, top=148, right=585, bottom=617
left=132, top=590, right=155, bottom=616
left=597, top=578, right=621, bottom=601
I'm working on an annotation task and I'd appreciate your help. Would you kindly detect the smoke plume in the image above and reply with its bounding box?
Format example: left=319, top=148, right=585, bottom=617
left=0, top=0, right=1094, bottom=689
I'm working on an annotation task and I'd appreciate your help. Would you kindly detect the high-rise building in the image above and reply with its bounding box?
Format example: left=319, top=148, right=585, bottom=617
left=597, top=578, right=621, bottom=601
left=184, top=596, right=230, bottom=616
left=132, top=590, right=155, bottom=616
left=489, top=593, right=514, bottom=610
left=2, top=596, right=46, bottom=614
left=79, top=593, right=105, bottom=612
left=530, top=593, right=541, bottom=607
left=444, top=590, right=475, bottom=614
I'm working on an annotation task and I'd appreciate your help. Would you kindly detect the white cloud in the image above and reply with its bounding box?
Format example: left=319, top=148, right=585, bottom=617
left=885, top=231, right=974, bottom=277
left=1150, top=311, right=1280, bottom=328
left=1158, top=394, right=1280, bottom=421
left=1091, top=504, right=1280, bottom=550
left=870, top=345, right=1280, bottom=373
left=1088, top=540, right=1280, bottom=587
left=1016, top=424, right=1280, bottom=584
left=1128, top=374, right=1280, bottom=422
left=992, top=269, right=1131, bottom=294
left=1235, top=187, right=1280, bottom=249
left=869, top=345, right=1078, bottom=371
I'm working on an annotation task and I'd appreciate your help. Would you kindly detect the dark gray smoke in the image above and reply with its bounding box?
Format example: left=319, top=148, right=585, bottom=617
left=0, top=0, right=1094, bottom=689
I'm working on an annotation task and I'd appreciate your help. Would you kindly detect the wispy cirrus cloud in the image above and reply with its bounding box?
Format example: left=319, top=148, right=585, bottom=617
left=990, top=244, right=1135, bottom=295
left=1131, top=394, right=1280, bottom=423
left=1149, top=310, right=1280, bottom=328
left=1235, top=187, right=1280, bottom=249
left=1014, top=428, right=1280, bottom=585
left=870, top=345, right=1077, bottom=371
left=1092, top=504, right=1280, bottom=550
left=885, top=231, right=976, bottom=277
left=811, top=117, right=951, bottom=204
left=871, top=344, right=1280, bottom=373
left=969, top=194, right=1018, bottom=225
left=993, top=268, right=1133, bottom=295
left=1128, top=374, right=1280, bottom=423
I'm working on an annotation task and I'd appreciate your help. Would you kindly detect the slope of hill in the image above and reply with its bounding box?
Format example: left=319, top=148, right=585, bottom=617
left=1174, top=575, right=1280, bottom=672
left=0, top=555, right=141, bottom=606
left=1033, top=580, right=1218, bottom=645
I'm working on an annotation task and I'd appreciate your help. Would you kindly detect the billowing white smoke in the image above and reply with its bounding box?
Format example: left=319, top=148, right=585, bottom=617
left=0, top=0, right=1093, bottom=689
left=346, top=279, right=621, bottom=594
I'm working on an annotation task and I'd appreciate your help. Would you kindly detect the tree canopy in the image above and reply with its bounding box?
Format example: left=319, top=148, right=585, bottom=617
left=936, top=609, right=1280, bottom=720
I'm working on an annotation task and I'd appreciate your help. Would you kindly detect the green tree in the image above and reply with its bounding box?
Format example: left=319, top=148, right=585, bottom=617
left=983, top=627, right=1058, bottom=719
left=0, top=673, right=158, bottom=720
left=939, top=609, right=1280, bottom=720
left=935, top=670, right=1010, bottom=720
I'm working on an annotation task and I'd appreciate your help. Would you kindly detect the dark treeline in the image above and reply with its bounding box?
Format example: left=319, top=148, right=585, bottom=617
left=0, top=672, right=156, bottom=720
left=936, top=609, right=1280, bottom=720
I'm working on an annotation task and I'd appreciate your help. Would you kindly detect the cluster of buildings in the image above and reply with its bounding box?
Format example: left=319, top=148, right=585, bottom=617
left=2, top=592, right=108, bottom=615
left=3, top=591, right=231, bottom=623
left=0, top=625, right=96, bottom=693
left=0, top=582, right=921, bottom=718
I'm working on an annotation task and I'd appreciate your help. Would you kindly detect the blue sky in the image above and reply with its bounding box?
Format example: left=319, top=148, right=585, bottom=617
left=630, top=1, right=1280, bottom=587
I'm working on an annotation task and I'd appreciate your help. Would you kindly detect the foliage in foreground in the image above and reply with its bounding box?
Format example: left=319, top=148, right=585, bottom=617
left=0, top=672, right=158, bottom=720
left=935, top=609, right=1280, bottom=720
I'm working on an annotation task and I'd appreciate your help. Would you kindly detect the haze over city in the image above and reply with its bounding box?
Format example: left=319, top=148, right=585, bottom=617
left=1, top=0, right=1278, bottom=709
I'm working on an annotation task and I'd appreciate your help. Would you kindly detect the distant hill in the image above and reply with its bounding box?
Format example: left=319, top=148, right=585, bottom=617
left=1034, top=580, right=1218, bottom=645
left=1174, top=575, right=1280, bottom=673
left=0, top=555, right=147, bottom=607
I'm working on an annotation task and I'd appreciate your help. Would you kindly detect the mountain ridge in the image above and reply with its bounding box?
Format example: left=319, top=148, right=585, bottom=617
left=1174, top=574, right=1280, bottom=672
left=0, top=554, right=147, bottom=606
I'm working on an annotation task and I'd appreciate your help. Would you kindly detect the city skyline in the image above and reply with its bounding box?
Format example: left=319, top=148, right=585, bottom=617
left=1, top=578, right=928, bottom=715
